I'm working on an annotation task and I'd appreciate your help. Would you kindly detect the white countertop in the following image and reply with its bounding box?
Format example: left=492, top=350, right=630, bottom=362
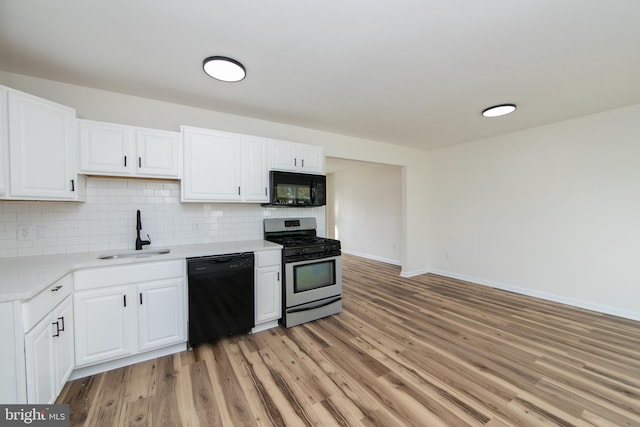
left=0, top=240, right=282, bottom=303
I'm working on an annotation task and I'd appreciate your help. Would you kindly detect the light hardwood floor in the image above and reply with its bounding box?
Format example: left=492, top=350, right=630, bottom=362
left=57, top=254, right=640, bottom=426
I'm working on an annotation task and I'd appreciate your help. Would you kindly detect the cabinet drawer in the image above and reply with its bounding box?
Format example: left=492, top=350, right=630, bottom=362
left=74, top=259, right=184, bottom=291
left=256, top=250, right=281, bottom=267
left=22, top=274, right=72, bottom=332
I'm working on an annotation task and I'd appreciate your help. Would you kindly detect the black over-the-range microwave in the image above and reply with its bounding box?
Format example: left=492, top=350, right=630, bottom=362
left=265, top=171, right=326, bottom=207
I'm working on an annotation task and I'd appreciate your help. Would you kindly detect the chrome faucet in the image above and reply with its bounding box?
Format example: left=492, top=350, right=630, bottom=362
left=135, top=209, right=151, bottom=250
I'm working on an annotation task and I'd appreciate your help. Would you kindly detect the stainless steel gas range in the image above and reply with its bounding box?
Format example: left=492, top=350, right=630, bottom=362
left=264, top=217, right=342, bottom=327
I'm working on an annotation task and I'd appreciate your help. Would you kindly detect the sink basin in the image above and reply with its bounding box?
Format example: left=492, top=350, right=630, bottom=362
left=98, top=248, right=171, bottom=260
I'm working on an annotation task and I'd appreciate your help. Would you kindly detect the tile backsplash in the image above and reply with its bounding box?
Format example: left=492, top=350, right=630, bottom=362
left=0, top=177, right=325, bottom=258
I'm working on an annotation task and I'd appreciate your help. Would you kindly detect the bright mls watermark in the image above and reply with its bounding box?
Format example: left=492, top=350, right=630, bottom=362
left=0, top=405, right=68, bottom=426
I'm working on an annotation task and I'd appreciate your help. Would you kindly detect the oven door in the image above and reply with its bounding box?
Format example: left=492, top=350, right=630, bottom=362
left=285, top=255, right=342, bottom=307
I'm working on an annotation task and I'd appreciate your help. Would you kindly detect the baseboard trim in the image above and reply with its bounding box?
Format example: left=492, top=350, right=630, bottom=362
left=400, top=267, right=431, bottom=278
left=430, top=269, right=640, bottom=322
left=342, top=250, right=401, bottom=266
left=252, top=320, right=279, bottom=334
left=70, top=342, right=187, bottom=380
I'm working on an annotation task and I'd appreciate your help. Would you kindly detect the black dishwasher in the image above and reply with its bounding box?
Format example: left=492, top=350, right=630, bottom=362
left=187, top=252, right=255, bottom=347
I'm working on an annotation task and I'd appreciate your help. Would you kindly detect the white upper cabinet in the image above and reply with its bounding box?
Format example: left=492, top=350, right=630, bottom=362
left=135, top=128, right=181, bottom=178
left=296, top=143, right=324, bottom=173
left=79, top=119, right=180, bottom=178
left=1, top=86, right=82, bottom=201
left=181, top=126, right=268, bottom=202
left=79, top=120, right=132, bottom=175
left=242, top=136, right=269, bottom=202
left=270, top=139, right=325, bottom=174
left=182, top=127, right=242, bottom=202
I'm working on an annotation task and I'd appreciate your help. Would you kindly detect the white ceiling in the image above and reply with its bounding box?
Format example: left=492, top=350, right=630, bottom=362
left=2, top=0, right=639, bottom=151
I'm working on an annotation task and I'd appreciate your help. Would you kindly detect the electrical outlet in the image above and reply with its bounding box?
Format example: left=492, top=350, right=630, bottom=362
left=37, top=225, right=48, bottom=239
left=17, top=224, right=35, bottom=241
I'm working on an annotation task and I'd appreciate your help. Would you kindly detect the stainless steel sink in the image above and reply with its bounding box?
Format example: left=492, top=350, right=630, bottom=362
left=98, top=248, right=170, bottom=260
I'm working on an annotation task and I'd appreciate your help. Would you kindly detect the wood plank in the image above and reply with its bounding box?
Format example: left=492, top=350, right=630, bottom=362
left=148, top=355, right=182, bottom=426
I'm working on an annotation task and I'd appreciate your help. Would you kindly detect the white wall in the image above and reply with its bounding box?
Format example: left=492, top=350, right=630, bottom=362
left=426, top=104, right=640, bottom=320
left=330, top=163, right=403, bottom=264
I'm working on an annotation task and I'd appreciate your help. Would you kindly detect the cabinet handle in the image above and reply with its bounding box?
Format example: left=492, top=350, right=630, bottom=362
left=50, top=285, right=63, bottom=292
left=264, top=187, right=267, bottom=196
left=123, top=295, right=127, bottom=307
left=124, top=155, right=127, bottom=167
left=277, top=272, right=280, bottom=281
left=70, top=179, right=75, bottom=192
left=139, top=293, right=143, bottom=305
left=52, top=321, right=60, bottom=338
left=238, top=186, right=241, bottom=196
left=138, top=157, right=142, bottom=168
left=294, top=158, right=297, bottom=167
left=302, top=159, right=304, bottom=168
left=58, top=316, right=65, bottom=332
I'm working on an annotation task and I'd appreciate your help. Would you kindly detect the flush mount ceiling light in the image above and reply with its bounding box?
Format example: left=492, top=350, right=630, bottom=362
left=482, top=103, right=517, bottom=118
left=202, top=56, right=246, bottom=82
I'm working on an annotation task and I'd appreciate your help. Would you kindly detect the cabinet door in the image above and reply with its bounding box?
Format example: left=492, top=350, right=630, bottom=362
left=135, top=128, right=180, bottom=178
left=25, top=315, right=55, bottom=404
left=182, top=127, right=242, bottom=201
left=137, top=278, right=186, bottom=352
left=270, top=139, right=298, bottom=171
left=0, top=86, right=7, bottom=197
left=74, top=286, right=136, bottom=367
left=79, top=120, right=133, bottom=175
left=53, top=296, right=74, bottom=395
left=298, top=144, right=325, bottom=174
left=8, top=90, right=77, bottom=199
left=255, top=265, right=281, bottom=324
left=243, top=137, right=269, bottom=202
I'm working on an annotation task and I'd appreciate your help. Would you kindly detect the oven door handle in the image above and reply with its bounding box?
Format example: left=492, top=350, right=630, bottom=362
left=287, top=296, right=342, bottom=313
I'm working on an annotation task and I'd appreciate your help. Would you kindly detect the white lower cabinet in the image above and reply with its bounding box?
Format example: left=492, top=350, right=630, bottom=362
left=73, top=260, right=186, bottom=369
left=253, top=249, right=282, bottom=332
left=24, top=295, right=74, bottom=404
left=74, top=285, right=136, bottom=366
left=137, top=279, right=186, bottom=352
